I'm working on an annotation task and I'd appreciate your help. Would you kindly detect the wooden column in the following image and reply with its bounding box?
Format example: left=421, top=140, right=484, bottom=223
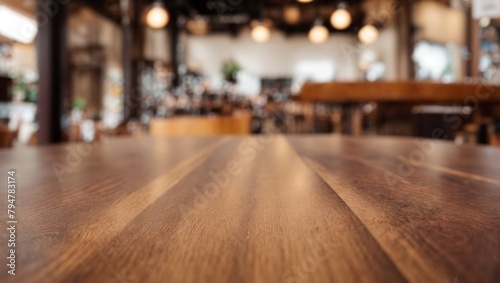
left=466, top=7, right=481, bottom=78
left=122, top=21, right=136, bottom=121
left=122, top=0, right=145, bottom=122
left=36, top=0, right=68, bottom=144
left=169, top=6, right=181, bottom=88
left=396, top=0, right=415, bottom=80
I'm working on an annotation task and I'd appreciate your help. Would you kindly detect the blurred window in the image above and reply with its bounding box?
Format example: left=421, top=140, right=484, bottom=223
left=413, top=41, right=455, bottom=82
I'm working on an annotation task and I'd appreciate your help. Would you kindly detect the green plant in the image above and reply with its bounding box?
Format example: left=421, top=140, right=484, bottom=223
left=221, top=59, right=241, bottom=78
left=72, top=97, right=87, bottom=110
left=25, top=89, right=37, bottom=102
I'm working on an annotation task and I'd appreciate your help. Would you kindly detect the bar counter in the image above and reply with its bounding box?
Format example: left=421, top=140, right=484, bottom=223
left=1, top=136, right=499, bottom=283
left=299, top=81, right=500, bottom=103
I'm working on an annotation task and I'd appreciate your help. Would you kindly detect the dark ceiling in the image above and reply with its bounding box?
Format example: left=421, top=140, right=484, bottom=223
left=76, top=0, right=369, bottom=34
left=190, top=0, right=367, bottom=34
left=75, top=0, right=461, bottom=35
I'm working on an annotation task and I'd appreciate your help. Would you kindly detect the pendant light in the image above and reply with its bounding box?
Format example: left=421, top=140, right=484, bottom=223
left=251, top=21, right=271, bottom=43
left=251, top=1, right=271, bottom=43
left=308, top=20, right=329, bottom=44
left=330, top=3, right=351, bottom=30
left=146, top=1, right=169, bottom=29
left=358, top=24, right=378, bottom=45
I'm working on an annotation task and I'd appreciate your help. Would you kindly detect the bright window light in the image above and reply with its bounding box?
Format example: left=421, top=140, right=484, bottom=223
left=0, top=5, right=37, bottom=44
left=293, top=60, right=335, bottom=83
left=413, top=41, right=452, bottom=81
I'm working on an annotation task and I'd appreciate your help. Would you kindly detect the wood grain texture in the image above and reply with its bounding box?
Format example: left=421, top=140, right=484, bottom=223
left=0, top=135, right=499, bottom=283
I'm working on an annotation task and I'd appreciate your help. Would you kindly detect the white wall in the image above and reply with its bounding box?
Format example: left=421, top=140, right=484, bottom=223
left=186, top=29, right=356, bottom=82
left=185, top=26, right=399, bottom=92
left=144, top=28, right=171, bottom=62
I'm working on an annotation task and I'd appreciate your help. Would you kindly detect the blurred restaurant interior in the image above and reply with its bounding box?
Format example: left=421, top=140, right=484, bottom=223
left=2, top=1, right=500, bottom=283
left=0, top=0, right=499, bottom=145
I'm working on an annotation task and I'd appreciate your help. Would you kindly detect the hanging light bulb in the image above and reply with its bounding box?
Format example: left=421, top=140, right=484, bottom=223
left=251, top=21, right=271, bottom=43
left=358, top=24, right=378, bottom=44
left=330, top=4, right=351, bottom=30
left=308, top=21, right=329, bottom=44
left=146, top=2, right=169, bottom=29
left=284, top=5, right=301, bottom=25
left=297, top=0, right=314, bottom=3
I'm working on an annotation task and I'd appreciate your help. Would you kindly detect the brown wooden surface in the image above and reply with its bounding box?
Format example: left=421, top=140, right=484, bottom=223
left=0, top=135, right=499, bottom=283
left=299, top=81, right=500, bottom=103
left=149, top=113, right=252, bottom=137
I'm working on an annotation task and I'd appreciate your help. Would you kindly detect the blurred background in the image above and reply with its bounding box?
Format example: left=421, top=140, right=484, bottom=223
left=1, top=0, right=500, bottom=148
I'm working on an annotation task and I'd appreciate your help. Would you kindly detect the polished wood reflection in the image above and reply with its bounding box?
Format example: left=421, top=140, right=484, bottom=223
left=0, top=136, right=499, bottom=283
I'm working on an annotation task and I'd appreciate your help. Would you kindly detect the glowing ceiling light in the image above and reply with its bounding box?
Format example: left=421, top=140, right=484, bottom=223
left=297, top=0, right=314, bottom=3
left=330, top=8, right=351, bottom=30
left=284, top=5, right=301, bottom=25
left=251, top=22, right=271, bottom=43
left=0, top=5, right=37, bottom=44
left=358, top=24, right=378, bottom=45
left=308, top=22, right=329, bottom=44
left=146, top=2, right=169, bottom=29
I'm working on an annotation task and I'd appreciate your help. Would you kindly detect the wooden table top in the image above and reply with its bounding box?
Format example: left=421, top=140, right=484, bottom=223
left=1, top=136, right=499, bottom=283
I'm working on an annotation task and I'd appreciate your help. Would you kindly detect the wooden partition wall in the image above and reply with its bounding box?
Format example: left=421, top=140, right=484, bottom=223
left=299, top=81, right=500, bottom=103
left=298, top=81, right=500, bottom=143
left=149, top=112, right=252, bottom=137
